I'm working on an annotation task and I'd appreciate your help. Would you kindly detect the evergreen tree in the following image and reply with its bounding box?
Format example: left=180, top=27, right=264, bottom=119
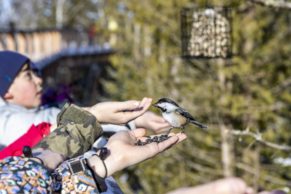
left=101, top=0, right=291, bottom=193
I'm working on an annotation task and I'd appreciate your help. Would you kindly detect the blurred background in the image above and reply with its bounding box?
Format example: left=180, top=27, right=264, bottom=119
left=0, top=0, right=291, bottom=193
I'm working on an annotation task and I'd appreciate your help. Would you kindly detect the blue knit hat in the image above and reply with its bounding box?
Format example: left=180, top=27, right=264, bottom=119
left=0, top=51, right=35, bottom=97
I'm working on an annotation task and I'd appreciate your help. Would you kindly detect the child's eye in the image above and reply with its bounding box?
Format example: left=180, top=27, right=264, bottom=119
left=26, top=71, right=33, bottom=79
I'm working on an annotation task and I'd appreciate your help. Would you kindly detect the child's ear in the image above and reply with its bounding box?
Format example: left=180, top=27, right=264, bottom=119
left=3, top=92, right=13, bottom=100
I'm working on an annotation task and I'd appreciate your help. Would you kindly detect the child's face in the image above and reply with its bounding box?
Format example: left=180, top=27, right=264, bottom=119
left=6, top=64, right=43, bottom=108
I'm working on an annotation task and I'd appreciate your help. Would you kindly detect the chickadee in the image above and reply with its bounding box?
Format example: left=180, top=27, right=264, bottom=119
left=154, top=98, right=207, bottom=132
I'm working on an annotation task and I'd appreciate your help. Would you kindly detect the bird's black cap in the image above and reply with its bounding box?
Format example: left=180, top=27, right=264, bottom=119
left=154, top=97, right=180, bottom=107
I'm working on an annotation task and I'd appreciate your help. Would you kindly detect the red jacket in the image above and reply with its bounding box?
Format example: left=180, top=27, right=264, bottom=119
left=0, top=122, right=51, bottom=159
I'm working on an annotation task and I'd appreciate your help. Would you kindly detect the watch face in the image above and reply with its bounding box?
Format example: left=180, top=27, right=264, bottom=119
left=69, top=160, right=85, bottom=174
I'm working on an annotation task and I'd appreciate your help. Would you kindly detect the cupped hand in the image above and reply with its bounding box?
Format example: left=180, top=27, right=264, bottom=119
left=134, top=111, right=171, bottom=133
left=88, top=97, right=152, bottom=124
left=103, top=128, right=187, bottom=176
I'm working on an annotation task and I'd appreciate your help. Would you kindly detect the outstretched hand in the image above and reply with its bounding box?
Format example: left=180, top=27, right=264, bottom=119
left=88, top=97, right=152, bottom=124
left=89, top=128, right=187, bottom=177
left=134, top=111, right=171, bottom=133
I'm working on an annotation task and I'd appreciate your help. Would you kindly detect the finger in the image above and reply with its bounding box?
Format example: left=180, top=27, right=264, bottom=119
left=117, top=98, right=152, bottom=112
left=156, top=135, right=180, bottom=152
left=153, top=126, right=172, bottom=134
left=116, top=100, right=141, bottom=111
left=151, top=118, right=169, bottom=125
left=131, top=128, right=147, bottom=138
left=125, top=99, right=152, bottom=119
left=156, top=117, right=168, bottom=123
left=129, top=97, right=148, bottom=110
left=138, top=97, right=150, bottom=108
left=126, top=135, right=182, bottom=166
left=137, top=132, right=187, bottom=145
left=168, top=132, right=187, bottom=143
left=149, top=114, right=168, bottom=123
left=143, top=135, right=179, bottom=158
left=138, top=97, right=152, bottom=111
left=156, top=123, right=172, bottom=128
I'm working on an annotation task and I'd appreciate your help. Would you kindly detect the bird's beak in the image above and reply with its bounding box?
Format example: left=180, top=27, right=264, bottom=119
left=152, top=103, right=158, bottom=107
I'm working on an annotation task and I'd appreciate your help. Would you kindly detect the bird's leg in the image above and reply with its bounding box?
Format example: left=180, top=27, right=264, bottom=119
left=166, top=127, right=174, bottom=135
left=180, top=126, right=185, bottom=133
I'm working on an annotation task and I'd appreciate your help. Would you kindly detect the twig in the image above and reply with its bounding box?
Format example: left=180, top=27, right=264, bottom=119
left=229, top=129, right=291, bottom=151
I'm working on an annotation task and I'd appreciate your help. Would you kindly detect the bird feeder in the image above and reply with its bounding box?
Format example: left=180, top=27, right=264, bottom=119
left=181, top=6, right=232, bottom=59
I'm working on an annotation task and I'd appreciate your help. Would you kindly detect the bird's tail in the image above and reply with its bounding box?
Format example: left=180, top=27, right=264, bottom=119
left=190, top=120, right=207, bottom=129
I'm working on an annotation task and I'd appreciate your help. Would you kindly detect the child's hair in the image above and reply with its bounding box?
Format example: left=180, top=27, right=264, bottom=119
left=0, top=51, right=35, bottom=97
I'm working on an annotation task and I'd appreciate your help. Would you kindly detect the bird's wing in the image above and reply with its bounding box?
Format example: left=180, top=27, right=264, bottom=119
left=176, top=108, right=207, bottom=129
left=176, top=108, right=196, bottom=121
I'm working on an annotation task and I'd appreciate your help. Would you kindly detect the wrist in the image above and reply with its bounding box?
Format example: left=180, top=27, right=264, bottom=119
left=87, top=147, right=112, bottom=177
left=85, top=106, right=103, bottom=123
left=32, top=148, right=65, bottom=170
left=88, top=155, right=111, bottom=177
left=82, top=107, right=91, bottom=113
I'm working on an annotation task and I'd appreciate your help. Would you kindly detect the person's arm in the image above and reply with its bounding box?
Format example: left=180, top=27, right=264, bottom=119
left=34, top=103, right=103, bottom=164
left=34, top=97, right=154, bottom=169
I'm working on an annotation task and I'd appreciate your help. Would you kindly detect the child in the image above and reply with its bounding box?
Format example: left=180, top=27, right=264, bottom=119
left=0, top=51, right=59, bottom=147
left=0, top=50, right=170, bottom=148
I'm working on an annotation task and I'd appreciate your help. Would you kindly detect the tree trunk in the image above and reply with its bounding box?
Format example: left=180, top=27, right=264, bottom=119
left=221, top=124, right=235, bottom=176
left=218, top=59, right=235, bottom=177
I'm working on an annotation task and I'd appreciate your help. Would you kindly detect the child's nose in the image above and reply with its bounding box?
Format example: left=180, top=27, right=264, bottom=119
left=33, top=74, right=43, bottom=85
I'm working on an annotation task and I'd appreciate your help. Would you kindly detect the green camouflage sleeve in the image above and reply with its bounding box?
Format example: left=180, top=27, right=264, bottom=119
left=35, top=103, right=103, bottom=158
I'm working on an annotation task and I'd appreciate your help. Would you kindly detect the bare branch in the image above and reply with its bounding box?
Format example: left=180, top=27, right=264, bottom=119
left=229, top=129, right=291, bottom=151
left=250, top=0, right=291, bottom=9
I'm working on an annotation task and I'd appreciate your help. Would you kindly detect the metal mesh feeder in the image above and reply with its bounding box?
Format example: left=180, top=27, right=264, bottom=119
left=181, top=6, right=232, bottom=59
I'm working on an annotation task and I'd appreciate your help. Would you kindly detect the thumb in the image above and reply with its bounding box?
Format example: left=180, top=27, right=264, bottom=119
left=132, top=128, right=147, bottom=138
